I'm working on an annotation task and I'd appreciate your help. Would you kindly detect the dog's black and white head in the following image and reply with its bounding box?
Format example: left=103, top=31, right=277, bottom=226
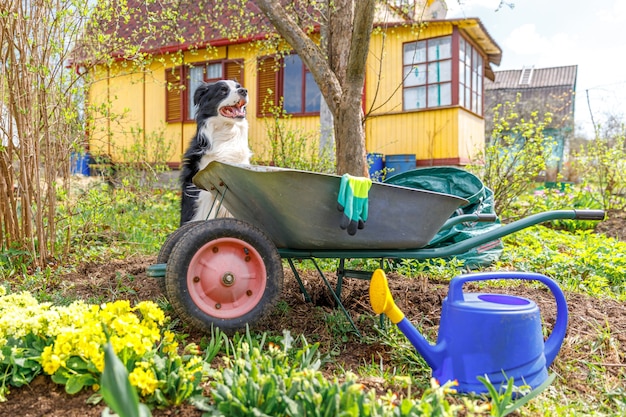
left=180, top=80, right=252, bottom=225
left=194, top=79, right=248, bottom=122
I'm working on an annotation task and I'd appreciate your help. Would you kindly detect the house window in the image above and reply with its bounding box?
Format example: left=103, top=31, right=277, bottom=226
left=257, top=54, right=321, bottom=116
left=403, top=36, right=452, bottom=110
left=458, top=37, right=483, bottom=115
left=165, top=59, right=244, bottom=122
left=402, top=33, right=485, bottom=116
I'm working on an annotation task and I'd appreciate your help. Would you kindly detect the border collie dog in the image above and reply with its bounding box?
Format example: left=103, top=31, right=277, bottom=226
left=180, top=80, right=252, bottom=225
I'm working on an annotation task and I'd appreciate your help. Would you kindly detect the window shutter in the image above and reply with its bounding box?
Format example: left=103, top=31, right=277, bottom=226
left=224, top=60, right=244, bottom=82
left=257, top=57, right=278, bottom=117
left=165, top=66, right=183, bottom=123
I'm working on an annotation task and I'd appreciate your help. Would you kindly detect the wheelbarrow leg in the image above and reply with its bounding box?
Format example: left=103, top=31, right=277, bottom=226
left=287, top=257, right=361, bottom=337
left=311, top=259, right=361, bottom=337
left=287, top=258, right=312, bottom=303
left=336, top=258, right=387, bottom=332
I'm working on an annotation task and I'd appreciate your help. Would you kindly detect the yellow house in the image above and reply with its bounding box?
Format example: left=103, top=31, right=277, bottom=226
left=85, top=3, right=501, bottom=170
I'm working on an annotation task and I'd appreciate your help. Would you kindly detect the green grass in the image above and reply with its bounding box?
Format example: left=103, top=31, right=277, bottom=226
left=499, top=226, right=626, bottom=300
left=60, top=185, right=179, bottom=260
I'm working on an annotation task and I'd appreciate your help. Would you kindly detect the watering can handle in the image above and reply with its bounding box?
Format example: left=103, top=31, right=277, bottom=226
left=447, top=271, right=568, bottom=367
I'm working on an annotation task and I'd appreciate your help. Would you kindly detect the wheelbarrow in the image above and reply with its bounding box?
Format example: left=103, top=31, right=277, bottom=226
left=148, top=161, right=605, bottom=334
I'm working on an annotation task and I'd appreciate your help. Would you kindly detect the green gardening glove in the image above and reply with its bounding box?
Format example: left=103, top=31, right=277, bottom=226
left=337, top=174, right=372, bottom=235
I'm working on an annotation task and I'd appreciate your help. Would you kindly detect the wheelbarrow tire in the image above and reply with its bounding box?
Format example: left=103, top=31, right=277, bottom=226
left=165, top=218, right=284, bottom=333
left=156, top=221, right=205, bottom=295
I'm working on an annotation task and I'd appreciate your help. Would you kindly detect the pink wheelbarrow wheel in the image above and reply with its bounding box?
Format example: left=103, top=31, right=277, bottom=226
left=156, top=220, right=205, bottom=296
left=164, top=218, right=284, bottom=333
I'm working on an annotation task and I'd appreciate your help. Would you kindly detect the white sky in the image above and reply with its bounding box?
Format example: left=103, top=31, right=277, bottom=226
left=446, top=0, right=626, bottom=138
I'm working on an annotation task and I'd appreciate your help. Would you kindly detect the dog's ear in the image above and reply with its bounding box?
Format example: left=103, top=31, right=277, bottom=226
left=193, top=83, right=210, bottom=106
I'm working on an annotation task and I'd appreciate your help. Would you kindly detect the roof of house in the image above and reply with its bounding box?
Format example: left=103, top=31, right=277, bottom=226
left=75, top=0, right=267, bottom=62
left=485, top=65, right=578, bottom=90
left=451, top=17, right=501, bottom=66
left=78, top=0, right=502, bottom=74
left=484, top=65, right=578, bottom=129
left=442, top=17, right=502, bottom=80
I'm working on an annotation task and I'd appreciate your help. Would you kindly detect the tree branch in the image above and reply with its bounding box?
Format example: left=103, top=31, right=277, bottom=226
left=254, top=0, right=342, bottom=114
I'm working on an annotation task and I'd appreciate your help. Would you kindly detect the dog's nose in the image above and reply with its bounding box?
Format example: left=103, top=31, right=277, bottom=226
left=238, top=88, right=248, bottom=97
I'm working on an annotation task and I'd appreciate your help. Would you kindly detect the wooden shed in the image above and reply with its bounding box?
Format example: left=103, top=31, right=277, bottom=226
left=485, top=65, right=578, bottom=179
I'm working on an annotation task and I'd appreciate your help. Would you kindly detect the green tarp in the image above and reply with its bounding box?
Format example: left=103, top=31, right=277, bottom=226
left=384, top=166, right=503, bottom=268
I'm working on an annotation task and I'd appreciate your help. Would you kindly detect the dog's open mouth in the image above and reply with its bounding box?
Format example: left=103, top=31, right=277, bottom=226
left=220, top=100, right=247, bottom=119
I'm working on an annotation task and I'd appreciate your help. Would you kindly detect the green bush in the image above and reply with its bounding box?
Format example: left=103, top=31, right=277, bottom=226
left=260, top=102, right=335, bottom=174
left=470, top=94, right=555, bottom=218
left=572, top=134, right=626, bottom=211
left=54, top=184, right=178, bottom=262
left=112, top=125, right=174, bottom=191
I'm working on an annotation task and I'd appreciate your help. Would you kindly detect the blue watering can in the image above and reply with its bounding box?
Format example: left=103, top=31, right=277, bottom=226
left=369, top=270, right=568, bottom=393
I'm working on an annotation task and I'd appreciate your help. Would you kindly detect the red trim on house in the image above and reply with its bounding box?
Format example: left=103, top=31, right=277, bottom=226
left=415, top=157, right=472, bottom=167
left=106, top=32, right=275, bottom=64
left=451, top=28, right=459, bottom=106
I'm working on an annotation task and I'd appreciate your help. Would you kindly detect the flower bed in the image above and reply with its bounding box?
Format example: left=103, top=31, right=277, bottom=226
left=0, top=287, right=205, bottom=406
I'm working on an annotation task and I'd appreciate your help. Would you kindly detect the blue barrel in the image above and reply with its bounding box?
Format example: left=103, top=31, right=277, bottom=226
left=385, top=154, right=415, bottom=178
left=367, top=153, right=384, bottom=181
left=71, top=152, right=91, bottom=176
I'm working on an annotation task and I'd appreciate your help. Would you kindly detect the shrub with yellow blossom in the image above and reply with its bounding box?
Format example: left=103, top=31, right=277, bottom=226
left=0, top=286, right=207, bottom=406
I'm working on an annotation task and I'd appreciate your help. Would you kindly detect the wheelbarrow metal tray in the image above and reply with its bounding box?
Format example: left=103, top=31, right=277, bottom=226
left=194, top=162, right=468, bottom=250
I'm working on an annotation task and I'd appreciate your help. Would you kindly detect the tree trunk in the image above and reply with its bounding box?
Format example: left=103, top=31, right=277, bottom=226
left=335, top=98, right=367, bottom=176
left=254, top=0, right=374, bottom=176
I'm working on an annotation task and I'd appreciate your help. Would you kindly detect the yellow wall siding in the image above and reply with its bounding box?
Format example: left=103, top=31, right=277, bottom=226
left=366, top=108, right=459, bottom=160
left=87, top=67, right=112, bottom=156
left=88, top=65, right=153, bottom=160
left=88, top=67, right=147, bottom=158
left=456, top=109, right=485, bottom=162
left=366, top=108, right=484, bottom=164
left=248, top=115, right=322, bottom=163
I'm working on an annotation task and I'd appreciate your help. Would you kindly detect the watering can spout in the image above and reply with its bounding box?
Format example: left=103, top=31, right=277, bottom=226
left=369, top=269, right=445, bottom=371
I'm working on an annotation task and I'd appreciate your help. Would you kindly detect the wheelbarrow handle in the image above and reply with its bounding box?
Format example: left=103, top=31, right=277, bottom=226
left=476, top=213, right=498, bottom=222
left=439, top=213, right=498, bottom=231
left=573, top=209, right=605, bottom=221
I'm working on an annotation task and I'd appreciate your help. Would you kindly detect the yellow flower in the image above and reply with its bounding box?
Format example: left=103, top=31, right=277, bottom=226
left=129, top=365, right=159, bottom=396
left=184, top=356, right=204, bottom=377
left=41, top=345, right=64, bottom=375
left=92, top=352, right=105, bottom=372
left=163, top=330, right=175, bottom=343
left=161, top=330, right=179, bottom=355
left=60, top=341, right=73, bottom=355
left=135, top=301, right=165, bottom=326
